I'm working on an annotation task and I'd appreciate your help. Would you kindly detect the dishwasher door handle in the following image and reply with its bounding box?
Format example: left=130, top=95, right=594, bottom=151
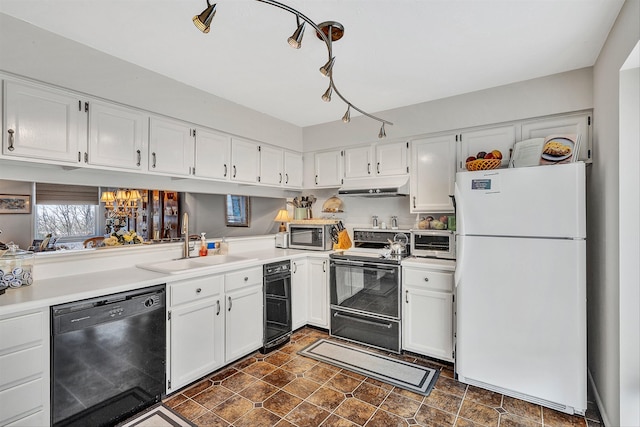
left=333, top=311, right=393, bottom=329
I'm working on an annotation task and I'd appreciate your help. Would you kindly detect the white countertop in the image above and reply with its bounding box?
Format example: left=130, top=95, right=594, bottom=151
left=401, top=256, right=456, bottom=271
left=0, top=247, right=327, bottom=317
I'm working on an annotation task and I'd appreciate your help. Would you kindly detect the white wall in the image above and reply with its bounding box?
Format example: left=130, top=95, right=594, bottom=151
left=0, top=180, right=33, bottom=249
left=590, top=1, right=640, bottom=426
left=303, top=68, right=593, bottom=151
left=0, top=13, right=303, bottom=152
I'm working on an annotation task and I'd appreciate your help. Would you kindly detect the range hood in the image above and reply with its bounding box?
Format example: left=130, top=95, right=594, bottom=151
left=338, top=175, right=409, bottom=197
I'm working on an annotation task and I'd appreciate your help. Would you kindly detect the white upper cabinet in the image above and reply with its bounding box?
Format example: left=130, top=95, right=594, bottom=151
left=457, top=125, right=516, bottom=171
left=375, top=141, right=409, bottom=176
left=344, top=146, right=373, bottom=178
left=88, top=100, right=146, bottom=170
left=344, top=141, right=408, bottom=179
left=520, top=112, right=592, bottom=162
left=283, top=151, right=303, bottom=188
left=410, top=135, right=456, bottom=213
left=194, top=128, right=231, bottom=180
left=231, top=138, right=259, bottom=184
left=314, top=150, right=343, bottom=187
left=149, top=117, right=194, bottom=176
left=259, top=145, right=284, bottom=186
left=3, top=80, right=85, bottom=164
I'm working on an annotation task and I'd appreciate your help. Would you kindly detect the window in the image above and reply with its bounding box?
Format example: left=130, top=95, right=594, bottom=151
left=35, top=184, right=100, bottom=248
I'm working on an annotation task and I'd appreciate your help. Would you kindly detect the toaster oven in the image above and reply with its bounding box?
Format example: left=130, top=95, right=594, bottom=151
left=410, top=229, right=456, bottom=259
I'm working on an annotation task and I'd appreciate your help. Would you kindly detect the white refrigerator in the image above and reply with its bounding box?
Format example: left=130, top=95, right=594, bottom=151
left=454, top=162, right=587, bottom=415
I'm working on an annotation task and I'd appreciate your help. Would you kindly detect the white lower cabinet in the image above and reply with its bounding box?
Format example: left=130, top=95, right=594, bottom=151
left=167, top=266, right=263, bottom=393
left=291, top=258, right=309, bottom=330
left=168, top=275, right=225, bottom=392
left=0, top=308, right=49, bottom=427
left=307, top=257, right=329, bottom=328
left=402, top=265, right=454, bottom=362
left=224, top=267, right=263, bottom=362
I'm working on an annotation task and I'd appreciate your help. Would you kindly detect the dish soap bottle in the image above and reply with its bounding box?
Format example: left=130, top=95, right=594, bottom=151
left=199, top=232, right=208, bottom=257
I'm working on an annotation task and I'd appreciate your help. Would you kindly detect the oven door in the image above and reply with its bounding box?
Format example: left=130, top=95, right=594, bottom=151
left=263, top=273, right=292, bottom=347
left=330, top=259, right=400, bottom=319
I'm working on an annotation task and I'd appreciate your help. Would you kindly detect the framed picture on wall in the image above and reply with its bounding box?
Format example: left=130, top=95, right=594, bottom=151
left=225, top=194, right=250, bottom=227
left=0, top=194, right=31, bottom=214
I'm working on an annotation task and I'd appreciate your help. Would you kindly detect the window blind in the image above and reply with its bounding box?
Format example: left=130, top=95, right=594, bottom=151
left=36, top=183, right=99, bottom=205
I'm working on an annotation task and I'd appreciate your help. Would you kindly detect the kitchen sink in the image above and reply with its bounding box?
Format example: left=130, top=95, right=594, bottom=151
left=137, top=255, right=257, bottom=274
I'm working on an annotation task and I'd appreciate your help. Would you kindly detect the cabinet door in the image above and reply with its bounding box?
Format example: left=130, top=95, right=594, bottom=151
left=291, top=259, right=309, bottom=330
left=403, top=286, right=453, bottom=361
left=410, top=135, right=456, bottom=213
left=344, top=146, right=373, bottom=178
left=230, top=138, right=259, bottom=184
left=3, top=80, right=84, bottom=164
left=520, top=112, right=591, bottom=162
left=88, top=100, right=145, bottom=170
left=194, top=128, right=231, bottom=180
left=283, top=151, right=303, bottom=188
left=149, top=117, right=194, bottom=176
left=225, top=284, right=263, bottom=362
left=259, top=145, right=284, bottom=186
left=458, top=125, right=516, bottom=170
left=307, top=258, right=328, bottom=328
left=169, top=295, right=224, bottom=391
left=314, top=150, right=343, bottom=187
left=376, top=141, right=408, bottom=176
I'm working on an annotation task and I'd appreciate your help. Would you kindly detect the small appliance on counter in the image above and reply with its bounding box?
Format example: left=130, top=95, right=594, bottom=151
left=288, top=220, right=338, bottom=251
left=275, top=232, right=289, bottom=248
left=410, top=229, right=456, bottom=260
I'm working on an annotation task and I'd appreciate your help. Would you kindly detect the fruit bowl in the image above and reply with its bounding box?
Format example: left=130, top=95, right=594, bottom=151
left=466, top=158, right=501, bottom=171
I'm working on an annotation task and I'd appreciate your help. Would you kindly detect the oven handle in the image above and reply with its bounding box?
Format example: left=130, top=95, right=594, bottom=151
left=333, top=311, right=393, bottom=329
left=330, top=259, right=398, bottom=271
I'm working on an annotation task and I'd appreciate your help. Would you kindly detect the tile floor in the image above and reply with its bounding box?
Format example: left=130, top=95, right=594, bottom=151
left=164, top=327, right=602, bottom=427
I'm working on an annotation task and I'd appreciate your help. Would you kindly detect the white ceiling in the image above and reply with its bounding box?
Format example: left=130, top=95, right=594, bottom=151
left=0, top=0, right=624, bottom=128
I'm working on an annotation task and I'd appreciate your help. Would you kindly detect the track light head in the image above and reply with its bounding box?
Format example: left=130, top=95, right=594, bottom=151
left=322, top=85, right=332, bottom=102
left=320, top=57, right=335, bottom=76
left=193, top=0, right=217, bottom=33
left=342, top=105, right=351, bottom=123
left=378, top=123, right=386, bottom=139
left=288, top=20, right=305, bottom=49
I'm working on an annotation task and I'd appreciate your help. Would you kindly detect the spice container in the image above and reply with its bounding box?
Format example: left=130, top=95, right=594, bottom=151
left=0, top=244, right=34, bottom=289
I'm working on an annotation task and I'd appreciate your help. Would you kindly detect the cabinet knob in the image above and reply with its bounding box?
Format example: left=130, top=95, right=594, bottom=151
left=244, top=276, right=248, bottom=281
left=7, top=129, right=15, bottom=151
left=196, top=287, right=202, bottom=293
left=424, top=277, right=429, bottom=282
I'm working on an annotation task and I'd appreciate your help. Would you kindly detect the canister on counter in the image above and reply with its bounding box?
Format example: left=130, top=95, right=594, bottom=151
left=0, top=244, right=34, bottom=291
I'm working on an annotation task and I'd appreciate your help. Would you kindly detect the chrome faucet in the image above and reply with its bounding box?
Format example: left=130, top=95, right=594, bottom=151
left=181, top=212, right=190, bottom=258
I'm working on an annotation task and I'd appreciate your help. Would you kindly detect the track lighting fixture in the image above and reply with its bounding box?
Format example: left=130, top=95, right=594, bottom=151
left=378, top=123, right=386, bottom=139
left=322, top=85, right=332, bottom=102
left=193, top=0, right=392, bottom=138
left=287, top=17, right=305, bottom=49
left=342, top=105, right=351, bottom=123
left=192, top=0, right=217, bottom=34
left=319, top=57, right=335, bottom=76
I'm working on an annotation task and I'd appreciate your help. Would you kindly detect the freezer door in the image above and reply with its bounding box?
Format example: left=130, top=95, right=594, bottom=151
left=455, top=235, right=586, bottom=412
left=455, top=162, right=585, bottom=239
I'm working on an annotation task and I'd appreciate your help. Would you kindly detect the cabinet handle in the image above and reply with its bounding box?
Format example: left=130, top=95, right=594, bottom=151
left=196, top=287, right=202, bottom=293
left=367, top=163, right=371, bottom=174
left=136, top=149, right=141, bottom=167
left=7, top=129, right=15, bottom=151
left=78, top=151, right=82, bottom=162
left=152, top=152, right=157, bottom=168
left=293, top=262, right=297, bottom=274
left=223, top=164, right=227, bottom=177
left=285, top=173, right=289, bottom=184
left=377, top=162, right=380, bottom=174
left=216, top=300, right=220, bottom=315
left=405, top=290, right=409, bottom=303
left=228, top=296, right=232, bottom=311
left=413, top=196, right=416, bottom=208
left=233, top=165, right=237, bottom=178
left=315, top=175, right=318, bottom=185
left=323, top=261, right=326, bottom=273
left=279, top=172, right=282, bottom=184
left=424, top=277, right=429, bottom=282
left=84, top=152, right=88, bottom=163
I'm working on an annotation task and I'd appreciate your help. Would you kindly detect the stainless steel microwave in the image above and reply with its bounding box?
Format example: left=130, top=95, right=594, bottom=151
left=288, top=224, right=334, bottom=251
left=410, top=229, right=456, bottom=259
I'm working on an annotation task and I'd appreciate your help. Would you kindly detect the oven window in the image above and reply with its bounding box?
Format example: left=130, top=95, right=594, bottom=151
left=331, top=263, right=400, bottom=319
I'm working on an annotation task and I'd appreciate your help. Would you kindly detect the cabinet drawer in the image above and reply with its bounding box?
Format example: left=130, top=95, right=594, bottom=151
left=225, top=267, right=262, bottom=292
left=0, top=345, right=44, bottom=387
left=0, top=312, right=43, bottom=353
left=171, top=275, right=223, bottom=306
left=6, top=410, right=46, bottom=427
left=403, top=268, right=453, bottom=292
left=0, top=378, right=43, bottom=425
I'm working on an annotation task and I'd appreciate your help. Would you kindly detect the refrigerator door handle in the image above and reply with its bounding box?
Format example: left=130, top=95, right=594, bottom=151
left=454, top=235, right=463, bottom=288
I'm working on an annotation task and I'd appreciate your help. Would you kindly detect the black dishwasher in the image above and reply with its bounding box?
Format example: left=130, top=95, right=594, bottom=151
left=51, top=284, right=166, bottom=427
